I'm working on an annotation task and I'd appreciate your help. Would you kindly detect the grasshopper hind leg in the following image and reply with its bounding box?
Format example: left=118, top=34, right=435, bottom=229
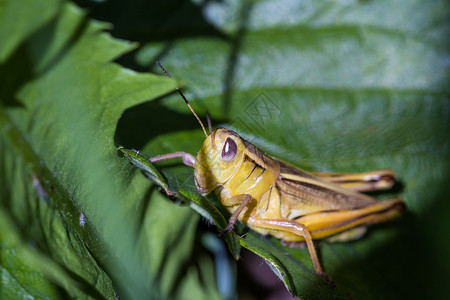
left=312, top=169, right=397, bottom=192
left=248, top=218, right=335, bottom=287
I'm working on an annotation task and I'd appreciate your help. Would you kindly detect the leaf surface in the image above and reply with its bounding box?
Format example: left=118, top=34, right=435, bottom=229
left=0, top=1, right=221, bottom=299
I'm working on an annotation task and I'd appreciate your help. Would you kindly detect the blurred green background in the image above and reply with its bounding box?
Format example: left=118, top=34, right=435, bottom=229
left=1, top=0, right=449, bottom=299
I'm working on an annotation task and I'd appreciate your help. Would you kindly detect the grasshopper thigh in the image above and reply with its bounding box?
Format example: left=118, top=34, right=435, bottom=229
left=312, top=169, right=397, bottom=192
left=296, top=198, right=406, bottom=240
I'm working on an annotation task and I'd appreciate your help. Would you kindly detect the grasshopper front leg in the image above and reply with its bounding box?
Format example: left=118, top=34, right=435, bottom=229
left=149, top=152, right=196, bottom=167
left=221, top=194, right=253, bottom=233
left=312, top=169, right=397, bottom=192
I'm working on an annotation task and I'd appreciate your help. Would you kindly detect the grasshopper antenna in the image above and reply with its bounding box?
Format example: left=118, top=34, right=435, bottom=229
left=205, top=110, right=213, bottom=135
left=205, top=110, right=216, bottom=148
left=156, top=62, right=208, bottom=139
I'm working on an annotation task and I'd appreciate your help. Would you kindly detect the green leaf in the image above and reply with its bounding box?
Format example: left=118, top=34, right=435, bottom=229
left=0, top=0, right=63, bottom=62
left=119, top=147, right=171, bottom=195
left=1, top=1, right=222, bottom=299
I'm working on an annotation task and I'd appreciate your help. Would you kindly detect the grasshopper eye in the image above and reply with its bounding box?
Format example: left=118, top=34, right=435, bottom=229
left=221, top=137, right=237, bottom=162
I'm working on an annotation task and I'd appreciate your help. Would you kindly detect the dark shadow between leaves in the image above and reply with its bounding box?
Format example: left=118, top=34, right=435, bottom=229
left=114, top=96, right=228, bottom=150
left=152, top=209, right=201, bottom=299
left=166, top=234, right=212, bottom=299
left=74, top=0, right=254, bottom=121
left=114, top=97, right=200, bottom=149
left=135, top=184, right=158, bottom=239
left=236, top=248, right=276, bottom=299
left=74, top=0, right=229, bottom=72
left=0, top=43, right=33, bottom=107
left=222, top=0, right=253, bottom=115
left=327, top=208, right=440, bottom=300
left=0, top=4, right=90, bottom=108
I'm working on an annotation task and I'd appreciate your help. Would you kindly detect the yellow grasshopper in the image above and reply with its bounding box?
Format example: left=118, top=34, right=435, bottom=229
left=150, top=63, right=406, bottom=285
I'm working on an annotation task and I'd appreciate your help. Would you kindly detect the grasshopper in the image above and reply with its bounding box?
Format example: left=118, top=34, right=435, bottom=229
left=150, top=63, right=406, bottom=285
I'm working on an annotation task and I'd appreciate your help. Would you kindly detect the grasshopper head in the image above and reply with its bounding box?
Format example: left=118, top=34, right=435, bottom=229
left=194, top=128, right=245, bottom=195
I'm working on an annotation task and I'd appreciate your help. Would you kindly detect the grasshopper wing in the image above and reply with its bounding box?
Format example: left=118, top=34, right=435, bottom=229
left=275, top=160, right=379, bottom=218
